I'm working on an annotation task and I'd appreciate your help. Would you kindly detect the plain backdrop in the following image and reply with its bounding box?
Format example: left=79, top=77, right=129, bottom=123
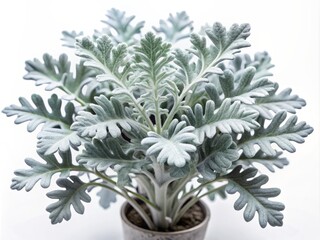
left=0, top=0, right=319, bottom=239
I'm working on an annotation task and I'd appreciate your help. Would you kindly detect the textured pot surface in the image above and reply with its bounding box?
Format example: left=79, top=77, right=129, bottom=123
left=121, top=200, right=210, bottom=240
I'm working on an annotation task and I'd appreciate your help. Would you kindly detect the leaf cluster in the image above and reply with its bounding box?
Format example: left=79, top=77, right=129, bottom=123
left=2, top=8, right=313, bottom=230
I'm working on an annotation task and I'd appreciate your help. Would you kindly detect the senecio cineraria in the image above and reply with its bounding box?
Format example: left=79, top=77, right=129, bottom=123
left=3, top=8, right=313, bottom=231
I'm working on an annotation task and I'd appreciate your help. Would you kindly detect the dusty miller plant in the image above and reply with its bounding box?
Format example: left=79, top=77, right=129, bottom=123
left=3, top=8, right=313, bottom=231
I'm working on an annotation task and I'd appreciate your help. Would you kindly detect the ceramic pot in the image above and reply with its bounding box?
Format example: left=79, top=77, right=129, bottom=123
left=120, top=200, right=210, bottom=240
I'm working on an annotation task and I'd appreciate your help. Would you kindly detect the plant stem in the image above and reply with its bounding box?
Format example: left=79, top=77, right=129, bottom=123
left=121, top=190, right=156, bottom=230
left=197, top=184, right=228, bottom=199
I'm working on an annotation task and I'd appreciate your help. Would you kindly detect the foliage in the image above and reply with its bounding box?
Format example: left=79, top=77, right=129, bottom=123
left=2, top=8, right=313, bottom=232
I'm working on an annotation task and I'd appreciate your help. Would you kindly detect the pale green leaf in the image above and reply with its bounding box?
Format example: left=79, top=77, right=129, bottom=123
left=46, top=176, right=91, bottom=224
left=153, top=11, right=193, bottom=43
left=96, top=8, right=145, bottom=45
left=71, top=95, right=133, bottom=139
left=226, top=166, right=285, bottom=228
left=37, top=128, right=81, bottom=155
left=237, top=150, right=289, bottom=173
left=182, top=98, right=260, bottom=143
left=97, top=186, right=117, bottom=209
left=11, top=150, right=75, bottom=191
left=248, top=84, right=306, bottom=119
left=198, top=134, right=239, bottom=179
left=237, top=111, right=314, bottom=157
left=2, top=94, right=75, bottom=132
left=141, top=120, right=197, bottom=167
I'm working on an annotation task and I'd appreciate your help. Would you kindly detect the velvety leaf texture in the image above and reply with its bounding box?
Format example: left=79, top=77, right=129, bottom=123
left=71, top=95, right=133, bottom=139
left=226, top=166, right=285, bottom=228
left=37, top=128, right=81, bottom=155
left=1, top=9, right=314, bottom=230
left=97, top=8, right=145, bottom=45
left=237, top=150, right=289, bottom=173
left=97, top=186, right=117, bottom=209
left=248, top=84, right=306, bottom=119
left=76, top=35, right=130, bottom=84
left=182, top=98, right=260, bottom=144
left=46, top=176, right=91, bottom=224
left=153, top=11, right=193, bottom=43
left=198, top=134, right=239, bottom=179
left=141, top=120, right=197, bottom=167
left=219, top=66, right=275, bottom=104
left=11, top=150, right=74, bottom=191
left=237, top=111, right=313, bottom=157
left=77, top=138, right=139, bottom=171
left=2, top=94, right=75, bottom=132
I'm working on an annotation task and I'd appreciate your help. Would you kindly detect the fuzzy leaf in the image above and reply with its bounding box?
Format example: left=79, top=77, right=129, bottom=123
left=248, top=84, right=306, bottom=119
left=153, top=11, right=193, bottom=43
left=189, top=22, right=250, bottom=78
left=61, top=30, right=84, bottom=48
left=96, top=8, right=145, bottom=45
left=206, top=184, right=227, bottom=201
left=237, top=150, right=289, bottom=173
left=220, top=67, right=275, bottom=104
left=24, top=54, right=97, bottom=103
left=37, top=128, right=81, bottom=155
left=141, top=120, right=197, bottom=167
left=97, top=186, right=117, bottom=209
left=206, top=22, right=251, bottom=62
left=77, top=138, right=142, bottom=171
left=226, top=166, right=285, bottom=227
left=2, top=94, right=75, bottom=132
left=237, top=111, right=314, bottom=157
left=198, top=134, right=239, bottom=179
left=133, top=32, right=176, bottom=117
left=11, top=150, right=74, bottom=191
left=71, top=95, right=133, bottom=139
left=173, top=49, right=197, bottom=86
left=76, top=35, right=130, bottom=84
left=169, top=163, right=192, bottom=178
left=46, top=176, right=91, bottom=224
left=182, top=98, right=260, bottom=144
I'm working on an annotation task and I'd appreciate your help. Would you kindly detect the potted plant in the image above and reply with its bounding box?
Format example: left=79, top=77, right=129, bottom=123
left=2, top=8, right=313, bottom=239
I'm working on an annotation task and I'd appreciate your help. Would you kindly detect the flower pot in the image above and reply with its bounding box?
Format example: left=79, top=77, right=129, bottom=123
left=120, top=200, right=210, bottom=240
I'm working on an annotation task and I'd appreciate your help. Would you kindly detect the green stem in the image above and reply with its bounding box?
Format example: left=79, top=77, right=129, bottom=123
left=197, top=184, right=228, bottom=199
left=126, top=188, right=160, bottom=211
left=122, top=190, right=156, bottom=230
left=60, top=86, right=87, bottom=106
left=88, top=182, right=125, bottom=197
left=172, top=196, right=199, bottom=226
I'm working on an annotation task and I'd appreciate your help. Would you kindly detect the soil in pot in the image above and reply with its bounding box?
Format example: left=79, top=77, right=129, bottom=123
left=126, top=201, right=205, bottom=232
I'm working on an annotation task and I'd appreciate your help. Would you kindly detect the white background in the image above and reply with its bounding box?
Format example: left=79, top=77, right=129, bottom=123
left=0, top=0, right=319, bottom=239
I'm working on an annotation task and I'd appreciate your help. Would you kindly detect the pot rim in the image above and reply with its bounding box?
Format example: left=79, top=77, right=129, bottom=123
left=120, top=199, right=211, bottom=235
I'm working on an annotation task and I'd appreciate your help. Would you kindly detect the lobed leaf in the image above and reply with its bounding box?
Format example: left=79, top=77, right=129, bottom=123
left=237, top=150, right=289, bottom=173
left=141, top=120, right=197, bottom=167
left=46, top=176, right=91, bottom=224
left=76, top=35, right=131, bottom=86
left=96, top=186, right=117, bottom=209
left=219, top=67, right=275, bottom=104
left=182, top=98, right=260, bottom=144
left=71, top=95, right=133, bottom=139
left=24, top=54, right=98, bottom=103
left=153, top=11, right=193, bottom=43
left=2, top=94, right=75, bottom=132
left=226, top=166, right=285, bottom=228
left=77, top=138, right=136, bottom=171
left=237, top=111, right=314, bottom=157
left=11, top=150, right=74, bottom=191
left=96, top=8, right=145, bottom=45
left=198, top=134, right=239, bottom=179
left=37, top=128, right=81, bottom=155
left=248, top=84, right=306, bottom=119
